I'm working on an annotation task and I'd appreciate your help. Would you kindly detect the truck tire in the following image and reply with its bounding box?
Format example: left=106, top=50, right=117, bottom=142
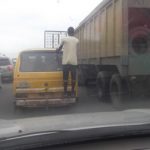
left=110, top=74, right=128, bottom=109
left=96, top=71, right=110, bottom=101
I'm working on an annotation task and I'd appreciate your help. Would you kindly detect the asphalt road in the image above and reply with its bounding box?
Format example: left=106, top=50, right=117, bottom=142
left=1, top=83, right=150, bottom=119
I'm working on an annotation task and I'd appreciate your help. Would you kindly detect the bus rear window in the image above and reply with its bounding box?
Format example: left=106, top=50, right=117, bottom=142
left=20, top=51, right=62, bottom=72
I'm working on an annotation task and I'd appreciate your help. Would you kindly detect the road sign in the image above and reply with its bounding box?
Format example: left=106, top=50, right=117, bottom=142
left=44, top=31, right=67, bottom=48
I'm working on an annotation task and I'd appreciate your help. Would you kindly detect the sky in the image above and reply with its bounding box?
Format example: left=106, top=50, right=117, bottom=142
left=0, top=0, right=102, bottom=58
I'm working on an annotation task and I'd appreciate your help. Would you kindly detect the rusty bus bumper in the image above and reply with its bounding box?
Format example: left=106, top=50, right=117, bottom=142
left=15, top=98, right=77, bottom=108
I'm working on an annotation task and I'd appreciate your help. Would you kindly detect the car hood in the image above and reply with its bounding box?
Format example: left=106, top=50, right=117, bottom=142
left=1, top=109, right=150, bottom=137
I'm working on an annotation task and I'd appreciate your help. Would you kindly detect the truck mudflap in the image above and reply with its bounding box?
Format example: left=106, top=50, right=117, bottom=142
left=15, top=98, right=77, bottom=108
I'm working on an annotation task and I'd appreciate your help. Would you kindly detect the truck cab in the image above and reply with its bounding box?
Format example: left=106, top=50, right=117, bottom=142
left=13, top=49, right=77, bottom=108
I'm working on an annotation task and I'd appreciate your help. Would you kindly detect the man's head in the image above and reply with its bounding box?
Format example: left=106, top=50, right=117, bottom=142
left=67, top=27, right=75, bottom=36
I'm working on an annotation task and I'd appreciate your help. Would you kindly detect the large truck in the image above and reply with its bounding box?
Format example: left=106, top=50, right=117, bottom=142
left=75, top=0, right=150, bottom=107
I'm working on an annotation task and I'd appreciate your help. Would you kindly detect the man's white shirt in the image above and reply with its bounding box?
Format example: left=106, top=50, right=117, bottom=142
left=61, top=36, right=79, bottom=65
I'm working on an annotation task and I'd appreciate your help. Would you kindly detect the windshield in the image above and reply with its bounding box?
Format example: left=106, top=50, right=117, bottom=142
left=2, top=0, right=150, bottom=146
left=20, top=51, right=62, bottom=72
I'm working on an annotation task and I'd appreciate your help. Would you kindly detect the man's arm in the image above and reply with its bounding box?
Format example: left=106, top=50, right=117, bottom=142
left=56, top=42, right=64, bottom=53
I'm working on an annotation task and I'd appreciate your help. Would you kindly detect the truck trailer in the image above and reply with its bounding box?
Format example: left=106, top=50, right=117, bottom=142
left=75, top=0, right=150, bottom=107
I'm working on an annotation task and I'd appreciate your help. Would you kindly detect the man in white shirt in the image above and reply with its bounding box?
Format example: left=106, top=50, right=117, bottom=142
left=56, top=27, right=79, bottom=97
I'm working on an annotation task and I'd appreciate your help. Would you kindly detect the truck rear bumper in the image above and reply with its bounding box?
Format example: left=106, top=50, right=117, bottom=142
left=15, top=98, right=76, bottom=108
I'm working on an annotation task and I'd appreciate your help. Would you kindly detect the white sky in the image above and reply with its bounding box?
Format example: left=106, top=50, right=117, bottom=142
left=0, top=0, right=102, bottom=58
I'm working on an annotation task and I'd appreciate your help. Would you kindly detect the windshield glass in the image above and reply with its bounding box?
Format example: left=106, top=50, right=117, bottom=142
left=1, top=0, right=150, bottom=145
left=20, top=51, right=62, bottom=72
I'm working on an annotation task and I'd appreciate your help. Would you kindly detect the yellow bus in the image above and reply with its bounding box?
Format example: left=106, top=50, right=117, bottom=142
left=13, top=48, right=77, bottom=108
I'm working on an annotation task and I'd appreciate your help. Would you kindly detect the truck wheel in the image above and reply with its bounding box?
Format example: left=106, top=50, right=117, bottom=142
left=96, top=71, right=110, bottom=101
left=110, top=74, right=128, bottom=109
